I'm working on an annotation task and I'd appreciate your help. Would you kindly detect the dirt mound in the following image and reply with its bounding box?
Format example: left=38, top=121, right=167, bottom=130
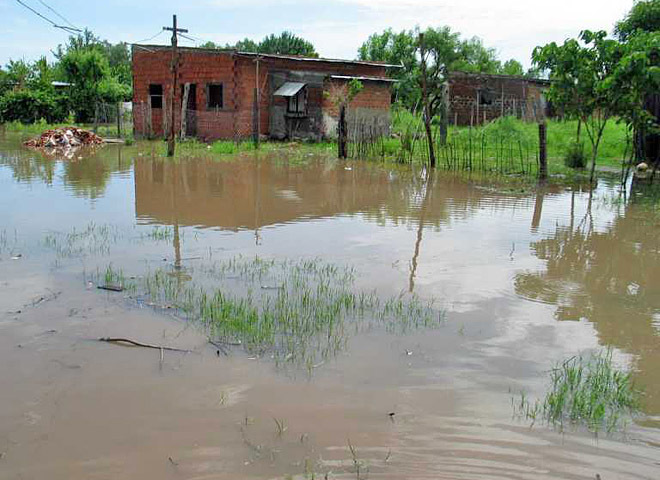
left=24, top=127, right=104, bottom=148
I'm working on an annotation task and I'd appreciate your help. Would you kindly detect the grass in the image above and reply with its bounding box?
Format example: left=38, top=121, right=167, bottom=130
left=390, top=107, right=630, bottom=170
left=513, top=349, right=642, bottom=434
left=43, top=222, right=121, bottom=259
left=5, top=110, right=630, bottom=183
left=100, top=255, right=441, bottom=371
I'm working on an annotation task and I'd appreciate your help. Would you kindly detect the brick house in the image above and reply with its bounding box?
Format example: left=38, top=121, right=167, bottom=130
left=447, top=71, right=552, bottom=126
left=131, top=45, right=397, bottom=141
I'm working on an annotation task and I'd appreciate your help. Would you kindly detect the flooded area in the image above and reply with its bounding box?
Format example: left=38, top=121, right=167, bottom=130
left=1, top=131, right=659, bottom=479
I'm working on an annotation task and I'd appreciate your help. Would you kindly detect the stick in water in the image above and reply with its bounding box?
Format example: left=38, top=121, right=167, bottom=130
left=98, top=337, right=191, bottom=353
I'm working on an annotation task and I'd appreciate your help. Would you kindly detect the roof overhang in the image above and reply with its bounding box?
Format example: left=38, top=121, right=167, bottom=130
left=273, top=82, right=306, bottom=97
left=329, top=75, right=398, bottom=83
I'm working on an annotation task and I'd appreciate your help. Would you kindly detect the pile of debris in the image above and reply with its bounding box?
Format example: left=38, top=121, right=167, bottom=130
left=24, top=127, right=104, bottom=149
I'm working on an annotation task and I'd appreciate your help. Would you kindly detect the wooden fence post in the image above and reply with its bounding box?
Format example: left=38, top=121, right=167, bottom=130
left=539, top=122, right=548, bottom=181
left=116, top=103, right=122, bottom=138
left=338, top=104, right=347, bottom=159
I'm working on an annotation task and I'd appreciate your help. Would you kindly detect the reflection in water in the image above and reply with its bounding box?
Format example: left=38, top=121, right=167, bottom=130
left=2, top=131, right=660, bottom=478
left=409, top=169, right=435, bottom=292
left=0, top=137, right=131, bottom=199
left=516, top=190, right=660, bottom=414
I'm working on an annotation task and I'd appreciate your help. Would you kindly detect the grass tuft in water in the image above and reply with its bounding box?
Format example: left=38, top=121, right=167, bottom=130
left=43, top=222, right=121, bottom=258
left=107, top=255, right=441, bottom=369
left=514, top=349, right=642, bottom=433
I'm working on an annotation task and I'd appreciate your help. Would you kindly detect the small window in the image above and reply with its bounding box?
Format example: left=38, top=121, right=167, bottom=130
left=287, top=89, right=306, bottom=114
left=149, top=84, right=163, bottom=109
left=479, top=89, right=494, bottom=106
left=208, top=84, right=223, bottom=109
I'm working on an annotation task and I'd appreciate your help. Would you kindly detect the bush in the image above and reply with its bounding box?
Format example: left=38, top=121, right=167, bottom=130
left=0, top=90, right=69, bottom=124
left=564, top=141, right=587, bottom=169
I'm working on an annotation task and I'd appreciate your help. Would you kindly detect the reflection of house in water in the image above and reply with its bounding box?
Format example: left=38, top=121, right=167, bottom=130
left=133, top=158, right=528, bottom=231
left=134, top=158, right=398, bottom=230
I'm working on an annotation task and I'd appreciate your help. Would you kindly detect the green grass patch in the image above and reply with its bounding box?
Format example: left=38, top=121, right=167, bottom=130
left=98, top=255, right=441, bottom=372
left=513, top=349, right=642, bottom=434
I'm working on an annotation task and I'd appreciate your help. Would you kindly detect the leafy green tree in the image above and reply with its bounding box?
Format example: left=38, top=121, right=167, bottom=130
left=234, top=38, right=259, bottom=52
left=0, top=69, right=11, bottom=96
left=501, top=59, right=525, bottom=76
left=257, top=31, right=317, bottom=57
left=533, top=30, right=625, bottom=182
left=454, top=37, right=502, bottom=73
left=0, top=90, right=67, bottom=123
left=222, top=32, right=316, bottom=56
left=60, top=49, right=114, bottom=121
left=358, top=28, right=417, bottom=105
left=5, top=59, right=33, bottom=90
left=358, top=27, right=521, bottom=109
left=616, top=0, right=660, bottom=41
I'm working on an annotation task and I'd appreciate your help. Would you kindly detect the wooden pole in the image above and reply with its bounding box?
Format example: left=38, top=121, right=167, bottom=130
left=180, top=83, right=190, bottom=139
left=163, top=15, right=188, bottom=157
left=539, top=122, right=548, bottom=181
left=116, top=102, right=121, bottom=138
left=419, top=33, right=436, bottom=168
left=338, top=103, right=347, bottom=159
left=253, top=57, right=262, bottom=148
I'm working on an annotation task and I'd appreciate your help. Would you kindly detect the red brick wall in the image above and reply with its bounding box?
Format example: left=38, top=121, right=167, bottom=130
left=132, top=46, right=392, bottom=140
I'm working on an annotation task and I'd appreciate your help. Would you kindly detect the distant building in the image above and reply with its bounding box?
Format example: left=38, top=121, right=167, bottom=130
left=131, top=45, right=398, bottom=141
left=447, top=72, right=552, bottom=126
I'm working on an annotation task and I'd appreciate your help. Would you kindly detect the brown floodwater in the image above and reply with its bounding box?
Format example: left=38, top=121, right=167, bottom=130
left=1, top=132, right=659, bottom=479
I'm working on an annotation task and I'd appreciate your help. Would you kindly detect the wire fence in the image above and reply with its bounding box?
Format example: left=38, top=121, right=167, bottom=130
left=132, top=102, right=256, bottom=142
left=92, top=102, right=133, bottom=138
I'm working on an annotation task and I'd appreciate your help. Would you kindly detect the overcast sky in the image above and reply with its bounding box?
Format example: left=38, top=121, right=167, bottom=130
left=1, top=0, right=633, bottom=68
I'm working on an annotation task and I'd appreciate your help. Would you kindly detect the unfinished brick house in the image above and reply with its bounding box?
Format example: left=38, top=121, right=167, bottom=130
left=447, top=72, right=551, bottom=126
left=131, top=45, right=397, bottom=141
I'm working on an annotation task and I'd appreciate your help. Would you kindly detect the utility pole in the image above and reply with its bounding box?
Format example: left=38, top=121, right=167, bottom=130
left=163, top=15, right=188, bottom=157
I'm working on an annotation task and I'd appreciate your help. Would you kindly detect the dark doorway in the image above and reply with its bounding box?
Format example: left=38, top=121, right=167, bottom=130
left=181, top=83, right=197, bottom=137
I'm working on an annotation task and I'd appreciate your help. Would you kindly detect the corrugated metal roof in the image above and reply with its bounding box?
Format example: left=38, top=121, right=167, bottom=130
left=273, top=82, right=306, bottom=97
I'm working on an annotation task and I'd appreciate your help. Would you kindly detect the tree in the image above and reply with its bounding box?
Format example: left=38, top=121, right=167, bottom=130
left=60, top=49, right=113, bottom=122
left=234, top=38, right=259, bottom=52
left=533, top=30, right=625, bottom=182
left=501, top=59, right=525, bottom=76
left=357, top=27, right=522, bottom=110
left=257, top=31, right=317, bottom=57
left=616, top=0, right=660, bottom=41
left=357, top=28, right=418, bottom=106
left=453, top=37, right=502, bottom=73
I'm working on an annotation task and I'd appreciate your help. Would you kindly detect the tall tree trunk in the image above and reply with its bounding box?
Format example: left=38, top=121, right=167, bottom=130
left=419, top=33, right=436, bottom=168
left=338, top=104, right=347, bottom=159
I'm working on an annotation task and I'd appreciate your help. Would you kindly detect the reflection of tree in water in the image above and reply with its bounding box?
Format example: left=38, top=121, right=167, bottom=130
left=515, top=193, right=660, bottom=414
left=0, top=141, right=132, bottom=199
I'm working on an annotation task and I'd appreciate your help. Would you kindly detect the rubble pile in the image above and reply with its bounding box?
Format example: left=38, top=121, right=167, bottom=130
left=24, top=127, right=104, bottom=149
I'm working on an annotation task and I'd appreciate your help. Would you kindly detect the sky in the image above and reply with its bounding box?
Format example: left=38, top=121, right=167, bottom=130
left=1, top=0, right=634, bottom=68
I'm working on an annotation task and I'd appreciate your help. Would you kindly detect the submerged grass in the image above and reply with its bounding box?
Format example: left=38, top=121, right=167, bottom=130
left=101, top=255, right=441, bottom=371
left=43, top=222, right=121, bottom=258
left=514, top=349, right=642, bottom=434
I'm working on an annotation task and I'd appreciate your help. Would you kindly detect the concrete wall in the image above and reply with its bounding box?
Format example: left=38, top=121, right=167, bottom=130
left=321, top=79, right=392, bottom=140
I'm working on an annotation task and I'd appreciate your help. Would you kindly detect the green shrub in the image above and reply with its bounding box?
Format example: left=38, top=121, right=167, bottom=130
left=0, top=90, right=68, bottom=124
left=564, top=141, right=587, bottom=169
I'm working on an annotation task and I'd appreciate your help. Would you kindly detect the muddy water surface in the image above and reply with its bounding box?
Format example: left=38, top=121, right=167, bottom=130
left=1, top=132, right=659, bottom=479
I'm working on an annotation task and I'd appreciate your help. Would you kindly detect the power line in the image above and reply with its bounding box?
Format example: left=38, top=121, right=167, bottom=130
left=135, top=30, right=165, bottom=44
left=14, top=0, right=80, bottom=33
left=36, top=0, right=78, bottom=30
